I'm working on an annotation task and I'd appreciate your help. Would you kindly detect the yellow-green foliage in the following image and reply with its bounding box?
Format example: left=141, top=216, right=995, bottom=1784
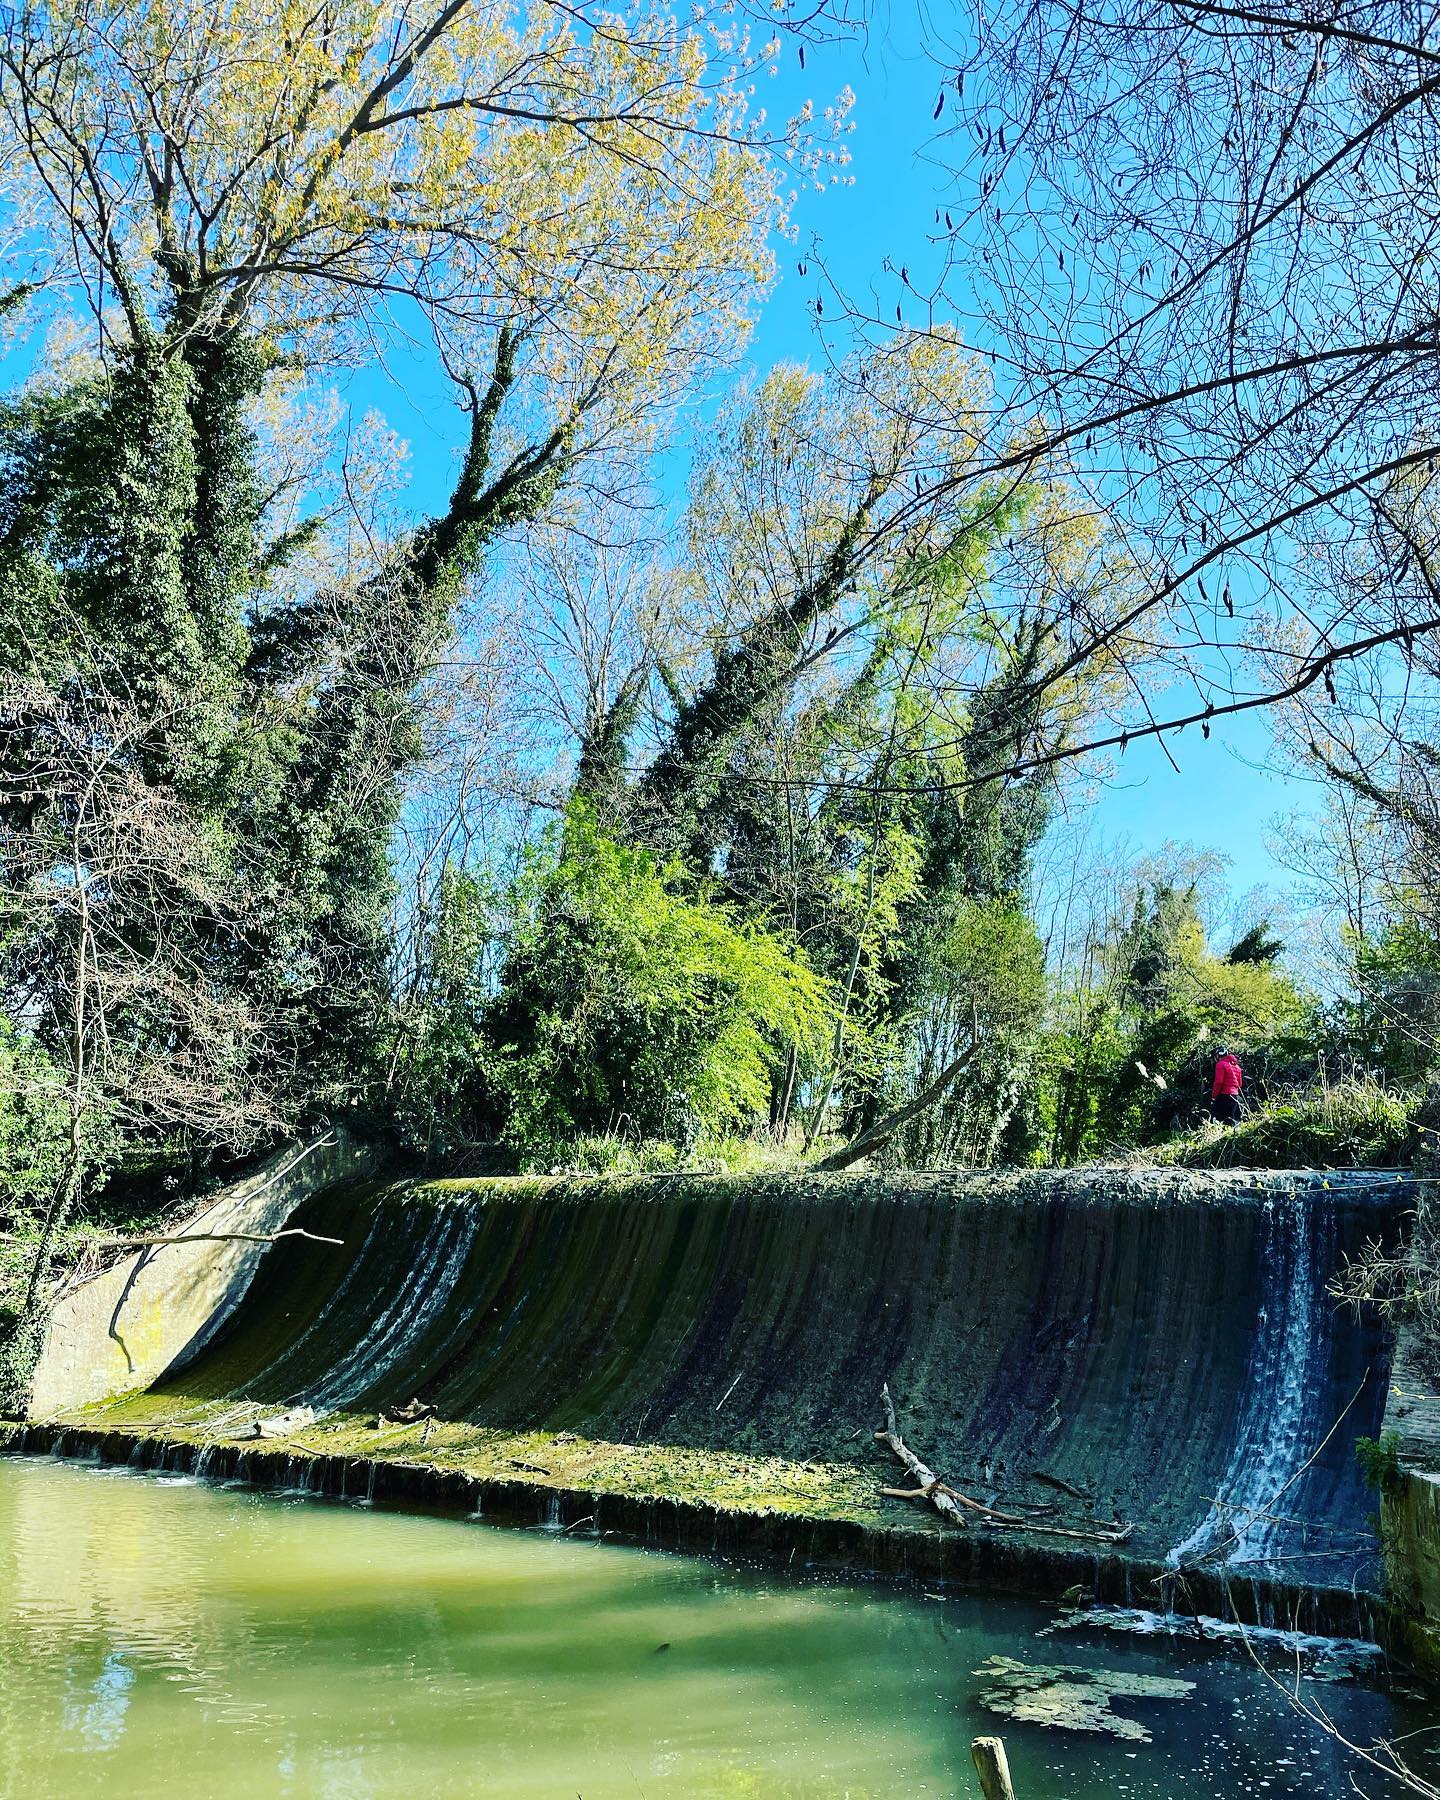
left=16, top=0, right=796, bottom=406
left=1165, top=914, right=1310, bottom=1046
left=488, top=808, right=836, bottom=1161
left=941, top=898, right=1048, bottom=1023
left=1045, top=879, right=1316, bottom=1163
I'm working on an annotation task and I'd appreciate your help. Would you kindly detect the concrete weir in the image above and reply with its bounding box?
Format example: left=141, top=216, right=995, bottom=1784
left=6, top=1164, right=1419, bottom=1637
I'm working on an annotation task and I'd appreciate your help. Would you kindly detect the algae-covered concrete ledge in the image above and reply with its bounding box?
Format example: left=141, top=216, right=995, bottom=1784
left=0, top=1416, right=1389, bottom=1646
left=1380, top=1322, right=1440, bottom=1679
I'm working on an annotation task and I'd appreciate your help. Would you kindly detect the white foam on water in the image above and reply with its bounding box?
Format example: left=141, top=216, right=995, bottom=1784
left=1046, top=1603, right=1384, bottom=1671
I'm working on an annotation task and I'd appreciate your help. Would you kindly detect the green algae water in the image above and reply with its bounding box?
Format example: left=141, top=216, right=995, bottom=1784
left=0, top=1457, right=1434, bottom=1800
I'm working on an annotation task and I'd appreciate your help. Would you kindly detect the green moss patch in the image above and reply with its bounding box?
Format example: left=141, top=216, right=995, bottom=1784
left=32, top=1395, right=910, bottom=1528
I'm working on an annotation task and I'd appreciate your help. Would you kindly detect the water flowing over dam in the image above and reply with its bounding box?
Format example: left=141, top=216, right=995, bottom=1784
left=26, top=1163, right=1413, bottom=1624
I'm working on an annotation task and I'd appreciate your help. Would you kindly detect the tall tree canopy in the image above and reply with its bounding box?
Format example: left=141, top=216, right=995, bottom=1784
left=864, top=0, right=1440, bottom=773
left=0, top=0, right=821, bottom=1371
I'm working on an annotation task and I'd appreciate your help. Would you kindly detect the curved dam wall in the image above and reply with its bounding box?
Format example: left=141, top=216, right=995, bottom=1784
left=27, top=1131, right=379, bottom=1418
left=135, top=1167, right=1409, bottom=1594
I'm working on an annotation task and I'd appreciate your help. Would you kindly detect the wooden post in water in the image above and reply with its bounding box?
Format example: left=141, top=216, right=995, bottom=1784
left=971, top=1736, right=1016, bottom=1800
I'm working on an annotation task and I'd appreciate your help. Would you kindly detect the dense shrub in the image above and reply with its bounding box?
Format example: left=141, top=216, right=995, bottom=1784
left=482, top=811, right=835, bottom=1165
left=0, top=1017, right=72, bottom=1224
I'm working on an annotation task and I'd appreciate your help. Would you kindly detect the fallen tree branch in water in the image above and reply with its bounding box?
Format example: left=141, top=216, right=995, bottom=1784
left=1232, top=1597, right=1440, bottom=1797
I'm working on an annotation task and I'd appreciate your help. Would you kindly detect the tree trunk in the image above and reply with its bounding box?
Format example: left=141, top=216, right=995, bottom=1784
left=874, top=1383, right=968, bottom=1526
left=21, top=1109, right=86, bottom=1320
left=804, top=930, right=866, bottom=1151
left=813, top=1041, right=977, bottom=1172
left=775, top=1042, right=799, bottom=1137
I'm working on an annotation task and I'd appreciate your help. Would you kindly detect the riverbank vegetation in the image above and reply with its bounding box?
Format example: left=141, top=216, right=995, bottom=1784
left=2, top=0, right=1440, bottom=1397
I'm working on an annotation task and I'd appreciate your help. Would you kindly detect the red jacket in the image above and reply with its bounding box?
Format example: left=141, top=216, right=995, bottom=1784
left=1212, top=1054, right=1242, bottom=1099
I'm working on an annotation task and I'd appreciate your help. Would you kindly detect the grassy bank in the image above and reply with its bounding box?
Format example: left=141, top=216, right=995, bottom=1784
left=1150, top=1078, right=1420, bottom=1171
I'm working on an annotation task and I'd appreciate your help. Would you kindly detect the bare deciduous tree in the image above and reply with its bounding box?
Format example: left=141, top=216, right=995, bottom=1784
left=802, top=0, right=1440, bottom=782
left=0, top=660, right=287, bottom=1376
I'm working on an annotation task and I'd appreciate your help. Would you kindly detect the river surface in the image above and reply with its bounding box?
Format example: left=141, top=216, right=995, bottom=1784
left=0, top=1456, right=1434, bottom=1799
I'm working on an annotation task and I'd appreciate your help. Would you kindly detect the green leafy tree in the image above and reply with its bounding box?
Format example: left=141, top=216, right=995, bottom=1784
left=484, top=809, right=834, bottom=1164
left=0, top=0, right=796, bottom=1142
left=1331, top=914, right=1440, bottom=1087
left=381, top=864, right=500, bottom=1158
left=0, top=1017, right=71, bottom=1219
left=1048, top=880, right=1314, bottom=1158
left=890, top=898, right=1048, bottom=1166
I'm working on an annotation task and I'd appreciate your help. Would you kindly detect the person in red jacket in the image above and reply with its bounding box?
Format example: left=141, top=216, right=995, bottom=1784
left=1211, top=1050, right=1243, bottom=1126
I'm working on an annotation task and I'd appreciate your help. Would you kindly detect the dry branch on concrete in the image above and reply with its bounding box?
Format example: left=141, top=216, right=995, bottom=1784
left=1002, top=1516, right=1133, bottom=1545
left=1030, top=1469, right=1091, bottom=1502
left=875, top=1384, right=1133, bottom=1545
left=875, top=1382, right=971, bottom=1525
left=91, top=1227, right=344, bottom=1251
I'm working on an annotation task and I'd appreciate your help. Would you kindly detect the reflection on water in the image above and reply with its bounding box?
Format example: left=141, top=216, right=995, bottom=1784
left=0, top=1456, right=1432, bottom=1799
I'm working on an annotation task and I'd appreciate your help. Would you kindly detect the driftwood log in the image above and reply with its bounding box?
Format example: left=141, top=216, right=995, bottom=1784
left=875, top=1385, right=1133, bottom=1545
left=875, top=1382, right=970, bottom=1525
left=244, top=1405, right=317, bottom=1440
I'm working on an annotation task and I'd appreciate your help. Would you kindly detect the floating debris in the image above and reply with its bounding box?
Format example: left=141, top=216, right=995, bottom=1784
left=1042, top=1604, right=1385, bottom=1683
left=973, top=1654, right=1194, bottom=1741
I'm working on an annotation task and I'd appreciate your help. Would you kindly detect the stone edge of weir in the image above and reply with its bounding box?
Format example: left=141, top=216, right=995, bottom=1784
left=0, top=1416, right=1394, bottom=1651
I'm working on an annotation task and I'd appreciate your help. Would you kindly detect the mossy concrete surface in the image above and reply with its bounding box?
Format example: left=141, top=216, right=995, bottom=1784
left=15, top=1407, right=889, bottom=1521
left=28, top=1132, right=379, bottom=1417
left=1381, top=1323, right=1440, bottom=1679
left=1383, top=1470, right=1440, bottom=1680
left=15, top=1164, right=1417, bottom=1637
left=0, top=1412, right=1389, bottom=1638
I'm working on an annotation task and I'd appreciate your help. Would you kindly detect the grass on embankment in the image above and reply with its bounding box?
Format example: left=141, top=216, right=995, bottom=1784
left=1151, top=1077, right=1423, bottom=1170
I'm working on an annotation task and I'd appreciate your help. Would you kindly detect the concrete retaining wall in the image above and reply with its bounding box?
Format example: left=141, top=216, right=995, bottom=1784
left=29, top=1131, right=379, bottom=1417
left=1381, top=1322, right=1440, bottom=1677
left=1384, top=1469, right=1440, bottom=1678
